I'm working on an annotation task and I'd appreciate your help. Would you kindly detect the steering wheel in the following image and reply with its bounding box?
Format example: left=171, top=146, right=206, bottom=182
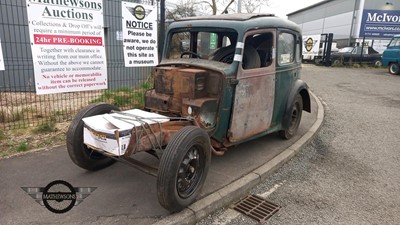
left=181, top=51, right=201, bottom=58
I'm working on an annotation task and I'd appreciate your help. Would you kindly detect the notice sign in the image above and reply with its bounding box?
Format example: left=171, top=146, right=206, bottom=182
left=122, top=2, right=158, bottom=67
left=26, top=0, right=107, bottom=95
left=0, top=38, right=4, bottom=71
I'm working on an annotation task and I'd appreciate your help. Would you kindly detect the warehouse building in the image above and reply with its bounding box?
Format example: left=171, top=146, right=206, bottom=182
left=287, top=0, right=400, bottom=53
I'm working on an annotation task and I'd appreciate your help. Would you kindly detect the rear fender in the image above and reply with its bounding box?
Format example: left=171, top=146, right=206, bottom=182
left=282, top=80, right=311, bottom=129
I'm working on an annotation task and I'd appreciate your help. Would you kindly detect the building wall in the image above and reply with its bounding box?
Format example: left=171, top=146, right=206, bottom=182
left=288, top=0, right=400, bottom=50
left=288, top=0, right=359, bottom=45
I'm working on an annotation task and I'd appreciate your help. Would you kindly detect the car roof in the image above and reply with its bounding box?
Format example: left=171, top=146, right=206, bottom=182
left=169, top=13, right=301, bottom=34
left=176, top=13, right=275, bottom=21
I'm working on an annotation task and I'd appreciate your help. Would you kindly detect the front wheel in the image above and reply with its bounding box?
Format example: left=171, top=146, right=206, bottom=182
left=157, top=126, right=211, bottom=212
left=66, top=103, right=120, bottom=171
left=389, top=63, right=400, bottom=75
left=279, top=94, right=303, bottom=140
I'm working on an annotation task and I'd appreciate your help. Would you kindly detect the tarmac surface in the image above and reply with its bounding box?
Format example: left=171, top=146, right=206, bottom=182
left=0, top=83, right=321, bottom=225
left=199, top=65, right=400, bottom=225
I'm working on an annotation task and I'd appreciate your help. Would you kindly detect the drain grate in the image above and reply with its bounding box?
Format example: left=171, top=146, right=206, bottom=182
left=233, top=195, right=280, bottom=223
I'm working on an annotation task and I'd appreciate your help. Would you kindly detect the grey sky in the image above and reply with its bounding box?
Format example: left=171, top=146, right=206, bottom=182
left=262, top=0, right=324, bottom=18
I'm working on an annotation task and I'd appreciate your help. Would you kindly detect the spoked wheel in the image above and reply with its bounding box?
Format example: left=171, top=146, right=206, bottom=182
left=279, top=94, right=303, bottom=140
left=177, top=146, right=204, bottom=198
left=157, top=126, right=211, bottom=212
left=66, top=103, right=120, bottom=171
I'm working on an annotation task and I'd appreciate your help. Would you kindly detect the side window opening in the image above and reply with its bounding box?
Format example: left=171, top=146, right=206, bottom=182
left=242, top=32, right=274, bottom=70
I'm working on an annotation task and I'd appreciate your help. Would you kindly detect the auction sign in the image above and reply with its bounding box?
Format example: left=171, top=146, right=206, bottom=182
left=26, top=0, right=107, bottom=95
left=359, top=10, right=400, bottom=39
left=122, top=1, right=158, bottom=67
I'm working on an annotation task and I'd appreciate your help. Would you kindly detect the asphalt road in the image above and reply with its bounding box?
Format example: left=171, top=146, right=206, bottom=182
left=0, top=85, right=317, bottom=224
left=199, top=65, right=400, bottom=224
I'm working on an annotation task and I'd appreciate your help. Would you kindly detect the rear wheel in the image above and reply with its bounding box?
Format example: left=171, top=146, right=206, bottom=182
left=157, top=126, right=211, bottom=212
left=66, top=103, right=119, bottom=171
left=279, top=94, right=303, bottom=140
left=389, top=63, right=400, bottom=75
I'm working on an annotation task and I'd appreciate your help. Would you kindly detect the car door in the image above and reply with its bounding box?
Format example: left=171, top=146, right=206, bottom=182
left=228, top=29, right=276, bottom=142
left=271, top=30, right=300, bottom=128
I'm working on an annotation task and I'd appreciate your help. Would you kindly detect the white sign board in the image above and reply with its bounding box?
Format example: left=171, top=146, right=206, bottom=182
left=122, top=2, right=158, bottom=67
left=302, top=35, right=321, bottom=57
left=26, top=0, right=107, bottom=95
left=0, top=38, right=4, bottom=71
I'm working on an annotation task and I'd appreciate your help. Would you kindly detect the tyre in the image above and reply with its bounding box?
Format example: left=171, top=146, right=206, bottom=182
left=332, top=59, right=342, bottom=66
left=373, top=60, right=382, bottom=67
left=66, top=103, right=120, bottom=171
left=389, top=63, right=400, bottom=75
left=279, top=94, right=303, bottom=140
left=157, top=126, right=211, bottom=212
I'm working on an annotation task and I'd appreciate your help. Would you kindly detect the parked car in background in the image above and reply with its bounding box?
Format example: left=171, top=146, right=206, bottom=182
left=331, top=46, right=382, bottom=66
left=382, top=35, right=400, bottom=75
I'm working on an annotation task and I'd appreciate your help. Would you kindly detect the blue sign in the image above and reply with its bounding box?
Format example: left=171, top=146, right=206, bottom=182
left=359, top=10, right=400, bottom=38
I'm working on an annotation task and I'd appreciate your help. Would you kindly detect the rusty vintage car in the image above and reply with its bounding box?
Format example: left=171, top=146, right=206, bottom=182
left=67, top=14, right=311, bottom=212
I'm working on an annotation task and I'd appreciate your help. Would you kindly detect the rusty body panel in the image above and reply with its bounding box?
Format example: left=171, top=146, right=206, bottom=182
left=141, top=65, right=225, bottom=154
left=228, top=30, right=277, bottom=143
left=145, top=67, right=222, bottom=114
left=228, top=73, right=275, bottom=142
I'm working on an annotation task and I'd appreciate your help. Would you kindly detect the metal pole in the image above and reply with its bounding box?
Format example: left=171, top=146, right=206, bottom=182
left=159, top=0, right=165, bottom=61
left=360, top=35, right=365, bottom=64
left=348, top=0, right=358, bottom=46
left=237, top=0, right=241, bottom=13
